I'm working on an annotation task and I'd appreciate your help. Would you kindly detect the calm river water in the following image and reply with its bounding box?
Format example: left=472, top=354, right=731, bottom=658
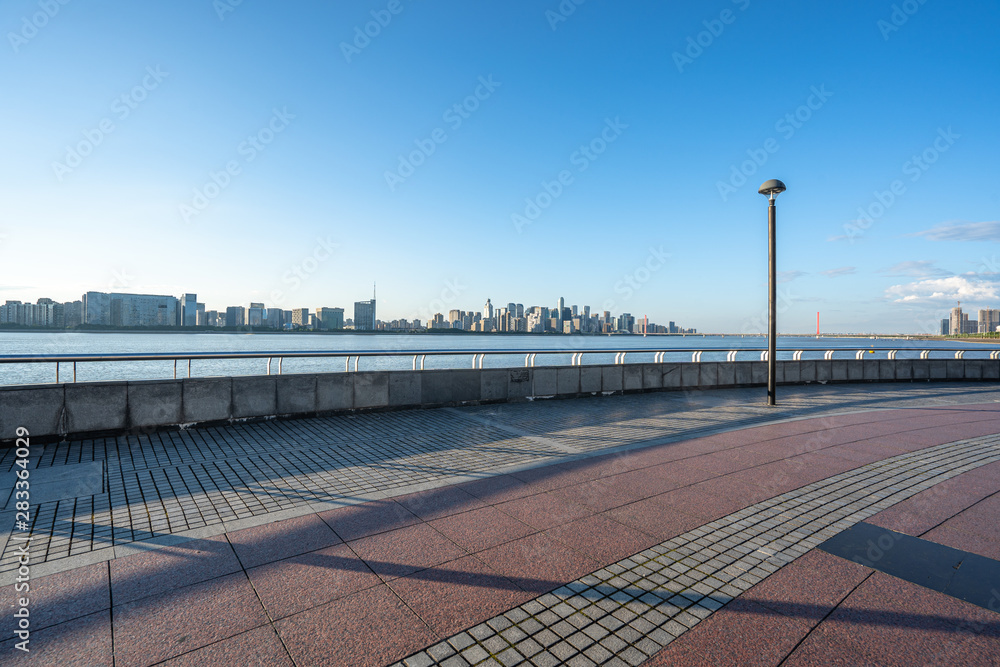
left=0, top=332, right=995, bottom=386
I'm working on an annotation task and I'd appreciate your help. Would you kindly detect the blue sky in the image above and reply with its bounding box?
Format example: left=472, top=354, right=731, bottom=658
left=1, top=0, right=998, bottom=333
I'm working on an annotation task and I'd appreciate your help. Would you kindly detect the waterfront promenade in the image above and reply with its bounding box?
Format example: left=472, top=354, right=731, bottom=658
left=2, top=382, right=999, bottom=665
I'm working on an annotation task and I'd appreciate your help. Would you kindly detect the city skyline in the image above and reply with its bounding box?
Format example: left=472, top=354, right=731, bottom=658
left=6, top=285, right=997, bottom=336
left=2, top=2, right=998, bottom=334
left=1, top=288, right=700, bottom=335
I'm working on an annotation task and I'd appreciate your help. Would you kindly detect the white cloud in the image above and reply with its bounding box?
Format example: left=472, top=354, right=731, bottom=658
left=886, top=275, right=999, bottom=304
left=777, top=271, right=806, bottom=283
left=879, top=260, right=950, bottom=278
left=914, top=221, right=1000, bottom=242
left=820, top=266, right=856, bottom=277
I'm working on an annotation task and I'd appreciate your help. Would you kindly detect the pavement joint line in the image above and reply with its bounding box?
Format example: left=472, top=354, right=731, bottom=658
left=1, top=384, right=999, bottom=582
left=443, top=407, right=581, bottom=455
left=392, top=434, right=1000, bottom=666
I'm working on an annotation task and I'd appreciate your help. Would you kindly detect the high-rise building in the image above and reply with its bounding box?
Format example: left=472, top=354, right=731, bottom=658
left=315, top=307, right=344, bottom=330
left=949, top=306, right=963, bottom=335
left=263, top=308, right=283, bottom=329
left=481, top=299, right=494, bottom=332
left=225, top=306, right=246, bottom=327
left=180, top=294, right=198, bottom=327
left=195, top=302, right=206, bottom=326
left=291, top=308, right=310, bottom=328
left=82, top=291, right=179, bottom=327
left=940, top=319, right=949, bottom=336
left=82, top=292, right=111, bottom=325
left=248, top=303, right=265, bottom=327
left=0, top=301, right=24, bottom=325
left=62, top=300, right=83, bottom=328
left=353, top=299, right=375, bottom=330
left=978, top=309, right=1000, bottom=334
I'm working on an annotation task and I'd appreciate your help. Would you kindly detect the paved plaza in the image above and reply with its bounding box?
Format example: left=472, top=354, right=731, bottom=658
left=2, top=382, right=999, bottom=665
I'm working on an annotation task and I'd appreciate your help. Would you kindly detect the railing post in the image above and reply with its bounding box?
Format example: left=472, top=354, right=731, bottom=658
left=267, top=358, right=272, bottom=375
left=173, top=359, right=177, bottom=379
left=279, top=357, right=284, bottom=374
left=73, top=361, right=77, bottom=383
left=187, top=359, right=192, bottom=378
left=55, top=362, right=59, bottom=384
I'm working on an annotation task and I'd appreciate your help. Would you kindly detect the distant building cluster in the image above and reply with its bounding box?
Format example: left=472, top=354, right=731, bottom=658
left=1, top=290, right=695, bottom=335
left=942, top=306, right=1000, bottom=335
left=1, top=292, right=363, bottom=332
left=0, top=298, right=83, bottom=328
left=426, top=298, right=695, bottom=335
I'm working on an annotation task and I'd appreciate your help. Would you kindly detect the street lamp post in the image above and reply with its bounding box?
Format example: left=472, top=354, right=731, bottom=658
left=758, top=179, right=786, bottom=406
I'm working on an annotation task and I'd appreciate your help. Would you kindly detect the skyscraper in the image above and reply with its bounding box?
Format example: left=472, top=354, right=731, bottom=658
left=483, top=298, right=494, bottom=332
left=353, top=300, right=375, bottom=330
left=949, top=306, right=963, bottom=336
left=978, top=309, right=1000, bottom=334
left=291, top=308, right=310, bottom=328
left=180, top=293, right=198, bottom=327
left=225, top=306, right=246, bottom=327
left=248, top=303, right=265, bottom=327
left=315, top=307, right=345, bottom=330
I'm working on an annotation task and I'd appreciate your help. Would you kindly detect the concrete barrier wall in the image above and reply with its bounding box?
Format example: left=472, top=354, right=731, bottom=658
left=2, top=359, right=997, bottom=442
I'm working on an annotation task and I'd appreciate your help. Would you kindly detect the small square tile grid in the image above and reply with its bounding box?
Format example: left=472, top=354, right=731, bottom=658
left=2, top=383, right=999, bottom=576
left=392, top=433, right=1000, bottom=666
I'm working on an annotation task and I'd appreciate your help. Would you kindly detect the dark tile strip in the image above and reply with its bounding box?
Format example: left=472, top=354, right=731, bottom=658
left=819, top=521, right=1000, bottom=613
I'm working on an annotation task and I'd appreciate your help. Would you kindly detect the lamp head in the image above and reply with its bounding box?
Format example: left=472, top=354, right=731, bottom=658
left=758, top=179, right=786, bottom=200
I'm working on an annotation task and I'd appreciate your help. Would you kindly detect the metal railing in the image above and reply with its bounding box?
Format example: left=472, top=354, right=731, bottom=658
left=1, top=346, right=998, bottom=384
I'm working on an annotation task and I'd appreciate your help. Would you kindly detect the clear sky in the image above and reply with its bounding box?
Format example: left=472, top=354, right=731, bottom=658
left=2, top=0, right=998, bottom=333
